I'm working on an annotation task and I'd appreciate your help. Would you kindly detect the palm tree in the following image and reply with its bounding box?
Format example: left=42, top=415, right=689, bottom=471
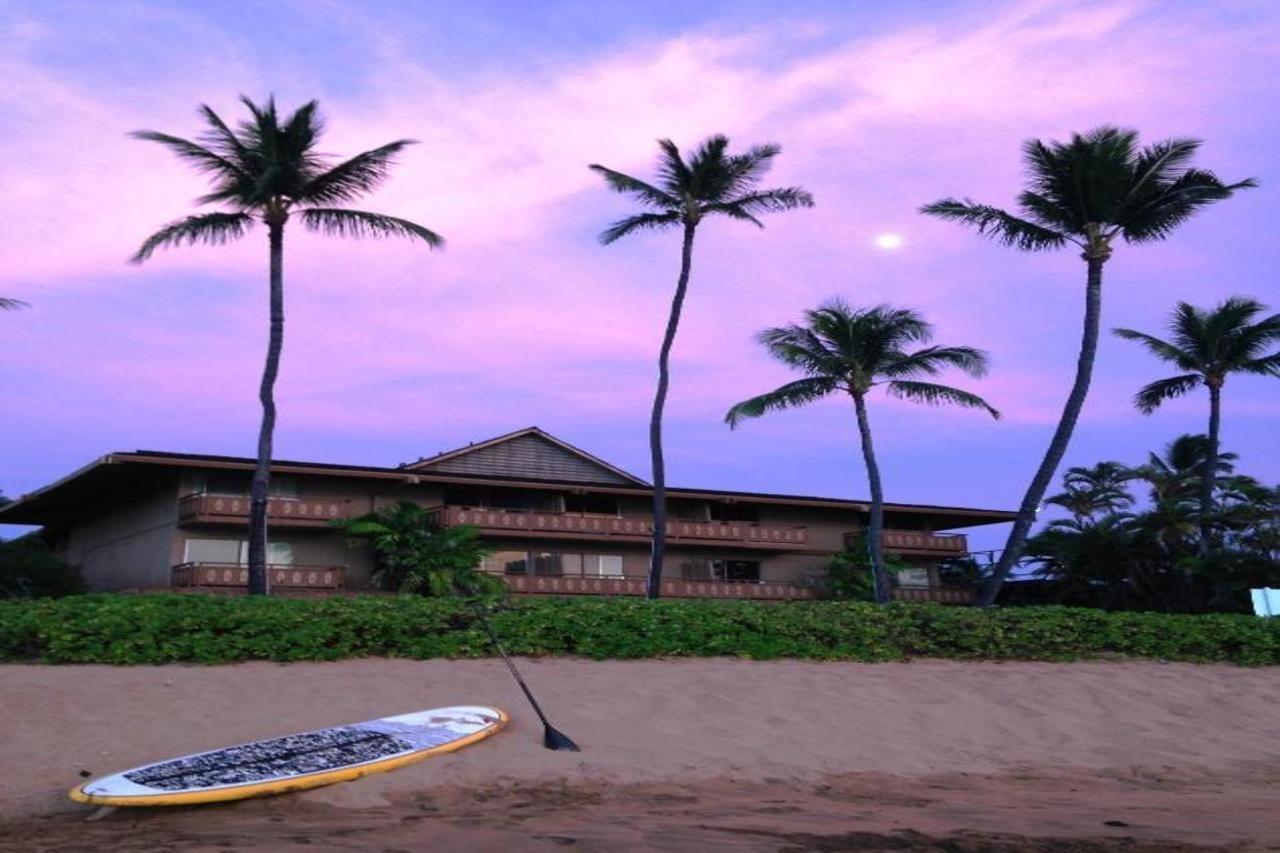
left=590, top=136, right=813, bottom=599
left=1115, top=296, right=1280, bottom=554
left=1045, top=461, right=1135, bottom=520
left=1134, top=433, right=1238, bottom=507
left=724, top=301, right=999, bottom=603
left=0, top=298, right=28, bottom=311
left=133, top=97, right=442, bottom=594
left=922, top=126, right=1253, bottom=606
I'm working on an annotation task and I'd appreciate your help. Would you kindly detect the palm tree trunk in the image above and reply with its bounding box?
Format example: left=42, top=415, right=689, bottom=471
left=852, top=393, right=891, bottom=605
left=978, top=252, right=1107, bottom=607
left=1198, top=382, right=1222, bottom=557
left=646, top=222, right=697, bottom=600
left=246, top=218, right=285, bottom=596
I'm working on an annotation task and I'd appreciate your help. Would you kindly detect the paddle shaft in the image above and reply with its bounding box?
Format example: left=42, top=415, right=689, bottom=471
left=471, top=607, right=553, bottom=728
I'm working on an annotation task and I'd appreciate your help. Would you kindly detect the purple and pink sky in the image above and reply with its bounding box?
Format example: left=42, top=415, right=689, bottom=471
left=3, top=0, right=1278, bottom=550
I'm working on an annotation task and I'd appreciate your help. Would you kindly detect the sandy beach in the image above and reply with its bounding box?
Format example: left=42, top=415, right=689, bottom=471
left=2, top=658, right=1278, bottom=851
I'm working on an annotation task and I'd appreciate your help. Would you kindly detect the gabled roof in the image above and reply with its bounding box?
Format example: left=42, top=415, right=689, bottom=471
left=401, top=427, right=649, bottom=487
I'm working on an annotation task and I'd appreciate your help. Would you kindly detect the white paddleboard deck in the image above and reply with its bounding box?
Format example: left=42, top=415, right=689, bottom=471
left=70, top=705, right=508, bottom=807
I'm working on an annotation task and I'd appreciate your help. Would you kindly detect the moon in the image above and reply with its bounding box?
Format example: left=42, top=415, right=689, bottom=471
left=874, top=233, right=905, bottom=250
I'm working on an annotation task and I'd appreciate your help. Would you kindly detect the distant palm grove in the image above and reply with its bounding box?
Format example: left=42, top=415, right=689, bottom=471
left=3, top=96, right=1276, bottom=612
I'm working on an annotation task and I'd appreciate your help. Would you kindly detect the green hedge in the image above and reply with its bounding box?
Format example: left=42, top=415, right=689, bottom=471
left=1, top=594, right=1277, bottom=665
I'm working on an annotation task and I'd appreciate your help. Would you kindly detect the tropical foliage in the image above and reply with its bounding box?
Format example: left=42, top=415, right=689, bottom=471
left=923, top=126, right=1254, bottom=606
left=5, top=595, right=1279, bottom=665
left=0, top=534, right=82, bottom=599
left=1115, top=296, right=1280, bottom=555
left=591, top=135, right=813, bottom=599
left=332, top=501, right=505, bottom=598
left=725, top=301, right=998, bottom=603
left=1022, top=435, right=1278, bottom=612
left=133, top=97, right=441, bottom=594
left=0, top=298, right=28, bottom=311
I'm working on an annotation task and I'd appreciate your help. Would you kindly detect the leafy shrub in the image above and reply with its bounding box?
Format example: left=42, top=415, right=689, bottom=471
left=0, top=595, right=1277, bottom=665
left=0, top=536, right=82, bottom=599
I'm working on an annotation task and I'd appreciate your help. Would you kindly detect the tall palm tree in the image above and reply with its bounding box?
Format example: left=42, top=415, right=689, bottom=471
left=1134, top=433, right=1237, bottom=507
left=1115, top=296, right=1280, bottom=554
left=590, top=136, right=813, bottom=599
left=1045, top=461, right=1135, bottom=520
left=133, top=96, right=442, bottom=594
left=922, top=126, right=1253, bottom=606
left=724, top=301, right=999, bottom=603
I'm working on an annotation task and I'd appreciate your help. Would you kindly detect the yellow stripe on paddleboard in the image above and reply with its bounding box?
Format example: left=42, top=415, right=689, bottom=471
left=69, top=708, right=509, bottom=807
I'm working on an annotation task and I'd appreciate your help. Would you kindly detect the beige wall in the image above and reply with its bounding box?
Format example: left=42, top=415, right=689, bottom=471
left=64, top=476, right=182, bottom=590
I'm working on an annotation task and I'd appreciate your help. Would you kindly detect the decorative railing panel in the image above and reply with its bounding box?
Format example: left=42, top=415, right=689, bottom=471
left=891, top=586, right=975, bottom=604
left=498, top=573, right=815, bottom=600
left=178, top=493, right=354, bottom=528
left=172, top=562, right=346, bottom=591
left=433, top=506, right=808, bottom=549
left=844, top=529, right=968, bottom=555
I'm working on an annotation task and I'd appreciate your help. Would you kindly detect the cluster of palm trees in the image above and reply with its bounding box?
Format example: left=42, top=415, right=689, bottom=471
left=1023, top=434, right=1278, bottom=611
left=12, top=93, right=1269, bottom=603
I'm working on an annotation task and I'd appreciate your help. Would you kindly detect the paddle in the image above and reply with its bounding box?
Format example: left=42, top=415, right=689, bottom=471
left=464, top=597, right=581, bottom=752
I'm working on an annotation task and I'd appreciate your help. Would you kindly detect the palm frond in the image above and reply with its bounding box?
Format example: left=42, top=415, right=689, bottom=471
left=886, top=380, right=1000, bottom=418
left=718, top=142, right=781, bottom=197
left=1239, top=352, right=1280, bottom=378
left=654, top=138, right=691, bottom=196
left=1113, top=327, right=1196, bottom=368
left=718, top=186, right=815, bottom=216
left=299, top=208, right=443, bottom=246
left=587, top=164, right=677, bottom=210
left=596, top=211, right=681, bottom=244
left=879, top=345, right=990, bottom=379
left=303, top=140, right=417, bottom=205
left=1133, top=373, right=1202, bottom=414
left=724, top=377, right=839, bottom=428
left=0, top=297, right=29, bottom=311
left=920, top=199, right=1070, bottom=250
left=130, top=130, right=248, bottom=185
left=1119, top=170, right=1256, bottom=243
left=131, top=212, right=253, bottom=263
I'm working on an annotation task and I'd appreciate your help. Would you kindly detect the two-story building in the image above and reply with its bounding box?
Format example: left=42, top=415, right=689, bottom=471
left=0, top=427, right=1014, bottom=603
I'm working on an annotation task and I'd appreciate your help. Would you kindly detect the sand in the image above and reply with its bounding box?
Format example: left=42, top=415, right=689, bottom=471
left=1, top=658, right=1278, bottom=850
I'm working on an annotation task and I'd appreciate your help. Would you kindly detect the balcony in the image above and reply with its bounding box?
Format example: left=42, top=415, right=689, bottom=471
left=844, top=529, right=968, bottom=556
left=178, top=493, right=355, bottom=529
left=172, top=562, right=346, bottom=591
left=494, top=571, right=816, bottom=600
left=430, top=505, right=808, bottom=550
left=891, top=586, right=975, bottom=605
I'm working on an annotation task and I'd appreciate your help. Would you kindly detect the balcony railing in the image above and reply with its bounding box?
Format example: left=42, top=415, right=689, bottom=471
left=891, top=586, right=975, bottom=604
left=844, top=529, right=968, bottom=555
left=493, top=571, right=816, bottom=600
left=178, top=493, right=355, bottom=529
left=431, top=505, right=808, bottom=549
left=172, top=562, right=346, bottom=591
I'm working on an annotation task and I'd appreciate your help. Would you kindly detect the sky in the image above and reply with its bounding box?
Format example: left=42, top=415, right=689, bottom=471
left=2, top=0, right=1279, bottom=552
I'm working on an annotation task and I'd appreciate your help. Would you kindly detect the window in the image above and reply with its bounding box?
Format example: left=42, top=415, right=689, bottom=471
left=484, top=551, right=530, bottom=575
left=183, top=539, right=294, bottom=566
left=896, top=567, right=931, bottom=588
left=201, top=470, right=250, bottom=496
left=268, top=476, right=300, bottom=498
left=530, top=552, right=565, bottom=576
left=444, top=488, right=560, bottom=511
left=563, top=493, right=620, bottom=515
left=680, top=559, right=760, bottom=582
left=584, top=554, right=624, bottom=577
left=669, top=500, right=710, bottom=521
left=185, top=538, right=241, bottom=564
left=709, top=503, right=759, bottom=523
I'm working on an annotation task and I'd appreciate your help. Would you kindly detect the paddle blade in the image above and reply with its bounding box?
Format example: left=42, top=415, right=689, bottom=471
left=544, top=725, right=580, bottom=752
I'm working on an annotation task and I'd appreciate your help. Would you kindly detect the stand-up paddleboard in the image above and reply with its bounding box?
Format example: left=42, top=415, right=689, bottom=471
left=69, top=706, right=508, bottom=807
